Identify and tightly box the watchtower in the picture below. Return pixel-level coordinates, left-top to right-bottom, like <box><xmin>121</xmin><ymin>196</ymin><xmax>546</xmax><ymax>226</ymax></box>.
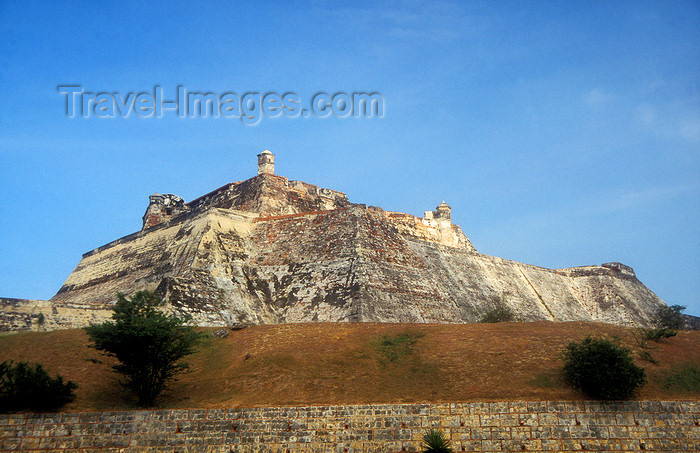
<box><xmin>257</xmin><ymin>150</ymin><xmax>275</xmax><ymax>175</ymax></box>
<box><xmin>142</xmin><ymin>193</ymin><xmax>187</xmax><ymax>230</ymax></box>
<box><xmin>434</xmin><ymin>201</ymin><xmax>451</xmax><ymax>220</ymax></box>
<box><xmin>424</xmin><ymin>201</ymin><xmax>452</xmax><ymax>230</ymax></box>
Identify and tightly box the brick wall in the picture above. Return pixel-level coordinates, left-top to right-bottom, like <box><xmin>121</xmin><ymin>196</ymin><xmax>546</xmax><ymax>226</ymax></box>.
<box><xmin>1</xmin><ymin>401</ymin><xmax>698</xmax><ymax>452</ymax></box>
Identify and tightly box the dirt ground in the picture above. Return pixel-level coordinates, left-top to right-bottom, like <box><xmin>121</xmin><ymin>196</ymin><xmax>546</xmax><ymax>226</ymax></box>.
<box><xmin>0</xmin><ymin>321</ymin><xmax>698</xmax><ymax>411</ymax></box>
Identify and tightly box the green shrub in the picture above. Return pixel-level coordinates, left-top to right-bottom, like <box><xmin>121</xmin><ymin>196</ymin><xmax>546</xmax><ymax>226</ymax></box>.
<box><xmin>479</xmin><ymin>306</ymin><xmax>515</xmax><ymax>323</ymax></box>
<box><xmin>0</xmin><ymin>361</ymin><xmax>77</xmax><ymax>412</ymax></box>
<box><xmin>562</xmin><ymin>336</ymin><xmax>646</xmax><ymax>400</ymax></box>
<box><xmin>422</xmin><ymin>429</ymin><xmax>453</xmax><ymax>452</ymax></box>
<box><xmin>644</xmin><ymin>327</ymin><xmax>677</xmax><ymax>342</ymax></box>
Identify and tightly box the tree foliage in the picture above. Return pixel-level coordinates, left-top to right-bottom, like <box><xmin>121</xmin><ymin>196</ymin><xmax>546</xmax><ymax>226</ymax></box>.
<box><xmin>562</xmin><ymin>336</ymin><xmax>646</xmax><ymax>400</ymax></box>
<box><xmin>85</xmin><ymin>291</ymin><xmax>206</xmax><ymax>407</ymax></box>
<box><xmin>0</xmin><ymin>361</ymin><xmax>77</xmax><ymax>412</ymax></box>
<box><xmin>638</xmin><ymin>305</ymin><xmax>687</xmax><ymax>344</ymax></box>
<box><xmin>653</xmin><ymin>305</ymin><xmax>686</xmax><ymax>331</ymax></box>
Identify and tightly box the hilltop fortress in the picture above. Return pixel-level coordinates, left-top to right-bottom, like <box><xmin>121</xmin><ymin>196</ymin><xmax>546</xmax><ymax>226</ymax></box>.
<box><xmin>1</xmin><ymin>151</ymin><xmax>667</xmax><ymax>331</ymax></box>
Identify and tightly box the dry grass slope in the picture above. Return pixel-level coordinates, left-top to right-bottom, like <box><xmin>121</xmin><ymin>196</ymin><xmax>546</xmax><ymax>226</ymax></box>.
<box><xmin>1</xmin><ymin>322</ymin><xmax>698</xmax><ymax>412</ymax></box>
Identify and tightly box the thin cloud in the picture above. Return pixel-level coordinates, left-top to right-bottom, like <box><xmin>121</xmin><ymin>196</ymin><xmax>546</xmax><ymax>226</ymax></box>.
<box><xmin>634</xmin><ymin>103</ymin><xmax>657</xmax><ymax>127</ymax></box>
<box><xmin>492</xmin><ymin>182</ymin><xmax>700</xmax><ymax>234</ymax></box>
<box><xmin>327</xmin><ymin>0</ymin><xmax>469</xmax><ymax>44</ymax></box>
<box><xmin>584</xmin><ymin>88</ymin><xmax>614</xmax><ymax>106</ymax></box>
<box><xmin>597</xmin><ymin>183</ymin><xmax>700</xmax><ymax>213</ymax></box>
<box><xmin>634</xmin><ymin>100</ymin><xmax>700</xmax><ymax>142</ymax></box>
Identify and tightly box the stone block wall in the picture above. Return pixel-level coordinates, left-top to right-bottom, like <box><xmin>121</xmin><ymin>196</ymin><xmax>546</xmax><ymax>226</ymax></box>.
<box><xmin>1</xmin><ymin>401</ymin><xmax>698</xmax><ymax>452</ymax></box>
<box><xmin>0</xmin><ymin>298</ymin><xmax>112</xmax><ymax>332</ymax></box>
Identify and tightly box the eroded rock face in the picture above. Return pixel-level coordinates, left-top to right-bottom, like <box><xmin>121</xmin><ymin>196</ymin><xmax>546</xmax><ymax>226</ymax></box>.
<box><xmin>1</xmin><ymin>159</ymin><xmax>668</xmax><ymax>331</ymax></box>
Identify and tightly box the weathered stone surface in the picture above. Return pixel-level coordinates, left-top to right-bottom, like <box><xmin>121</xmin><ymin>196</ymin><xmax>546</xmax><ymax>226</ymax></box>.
<box><xmin>211</xmin><ymin>329</ymin><xmax>229</xmax><ymax>338</ymax></box>
<box><xmin>0</xmin><ymin>297</ymin><xmax>111</xmax><ymax>332</ymax></box>
<box><xmin>0</xmin><ymin>153</ymin><xmax>669</xmax><ymax>331</ymax></box>
<box><xmin>142</xmin><ymin>193</ymin><xmax>187</xmax><ymax>230</ymax></box>
<box><xmin>1</xmin><ymin>401</ymin><xmax>697</xmax><ymax>452</ymax></box>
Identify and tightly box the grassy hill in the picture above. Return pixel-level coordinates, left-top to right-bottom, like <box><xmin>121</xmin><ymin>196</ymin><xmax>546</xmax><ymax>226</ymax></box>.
<box><xmin>1</xmin><ymin>322</ymin><xmax>698</xmax><ymax>411</ymax></box>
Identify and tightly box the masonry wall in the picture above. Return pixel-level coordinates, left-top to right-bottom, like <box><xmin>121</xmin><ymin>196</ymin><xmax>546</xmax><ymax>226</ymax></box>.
<box><xmin>1</xmin><ymin>401</ymin><xmax>698</xmax><ymax>452</ymax></box>
<box><xmin>0</xmin><ymin>298</ymin><xmax>112</xmax><ymax>332</ymax></box>
<box><xmin>34</xmin><ymin>202</ymin><xmax>666</xmax><ymax>332</ymax></box>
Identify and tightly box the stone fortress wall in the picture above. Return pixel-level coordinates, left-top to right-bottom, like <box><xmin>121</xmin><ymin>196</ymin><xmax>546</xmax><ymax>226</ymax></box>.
<box><xmin>0</xmin><ymin>151</ymin><xmax>670</xmax><ymax>331</ymax></box>
<box><xmin>1</xmin><ymin>401</ymin><xmax>698</xmax><ymax>452</ymax></box>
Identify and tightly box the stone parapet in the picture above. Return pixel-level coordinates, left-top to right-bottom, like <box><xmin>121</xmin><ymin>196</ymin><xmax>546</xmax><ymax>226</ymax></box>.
<box><xmin>1</xmin><ymin>401</ymin><xmax>698</xmax><ymax>452</ymax></box>
<box><xmin>0</xmin><ymin>298</ymin><xmax>112</xmax><ymax>332</ymax></box>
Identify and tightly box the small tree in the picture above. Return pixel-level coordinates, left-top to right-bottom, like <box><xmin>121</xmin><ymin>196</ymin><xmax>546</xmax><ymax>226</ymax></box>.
<box><xmin>562</xmin><ymin>336</ymin><xmax>646</xmax><ymax>400</ymax></box>
<box><xmin>653</xmin><ymin>305</ymin><xmax>686</xmax><ymax>330</ymax></box>
<box><xmin>85</xmin><ymin>291</ymin><xmax>206</xmax><ymax>407</ymax></box>
<box><xmin>638</xmin><ymin>305</ymin><xmax>687</xmax><ymax>343</ymax></box>
<box><xmin>0</xmin><ymin>361</ymin><xmax>77</xmax><ymax>412</ymax></box>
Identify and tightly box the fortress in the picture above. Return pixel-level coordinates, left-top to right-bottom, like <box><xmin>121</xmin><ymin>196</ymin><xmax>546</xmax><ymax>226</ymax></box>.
<box><xmin>1</xmin><ymin>151</ymin><xmax>667</xmax><ymax>331</ymax></box>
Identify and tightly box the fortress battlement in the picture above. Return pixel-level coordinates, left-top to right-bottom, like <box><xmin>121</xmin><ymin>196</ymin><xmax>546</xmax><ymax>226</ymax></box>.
<box><xmin>141</xmin><ymin>152</ymin><xmax>350</xmax><ymax>232</ymax></box>
<box><xmin>1</xmin><ymin>151</ymin><xmax>667</xmax><ymax>331</ymax></box>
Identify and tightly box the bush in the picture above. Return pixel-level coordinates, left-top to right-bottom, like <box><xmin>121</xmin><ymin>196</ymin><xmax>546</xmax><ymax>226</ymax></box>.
<box><xmin>422</xmin><ymin>429</ymin><xmax>453</xmax><ymax>453</ymax></box>
<box><xmin>562</xmin><ymin>336</ymin><xmax>646</xmax><ymax>400</ymax></box>
<box><xmin>644</xmin><ymin>327</ymin><xmax>677</xmax><ymax>342</ymax></box>
<box><xmin>0</xmin><ymin>361</ymin><xmax>77</xmax><ymax>412</ymax></box>
<box><xmin>479</xmin><ymin>306</ymin><xmax>515</xmax><ymax>323</ymax></box>
<box><xmin>85</xmin><ymin>291</ymin><xmax>206</xmax><ymax>407</ymax></box>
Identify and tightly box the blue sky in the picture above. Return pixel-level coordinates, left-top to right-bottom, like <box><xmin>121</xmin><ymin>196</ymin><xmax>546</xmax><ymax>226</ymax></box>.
<box><xmin>1</xmin><ymin>1</ymin><xmax>698</xmax><ymax>315</ymax></box>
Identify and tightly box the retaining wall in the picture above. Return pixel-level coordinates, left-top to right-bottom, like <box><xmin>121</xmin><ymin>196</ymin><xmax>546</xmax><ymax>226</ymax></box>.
<box><xmin>1</xmin><ymin>401</ymin><xmax>698</xmax><ymax>452</ymax></box>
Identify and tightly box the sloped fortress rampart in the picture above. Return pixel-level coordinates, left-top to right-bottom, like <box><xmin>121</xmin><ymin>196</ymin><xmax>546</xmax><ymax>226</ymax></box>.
<box><xmin>1</xmin><ymin>151</ymin><xmax>666</xmax><ymax>330</ymax></box>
